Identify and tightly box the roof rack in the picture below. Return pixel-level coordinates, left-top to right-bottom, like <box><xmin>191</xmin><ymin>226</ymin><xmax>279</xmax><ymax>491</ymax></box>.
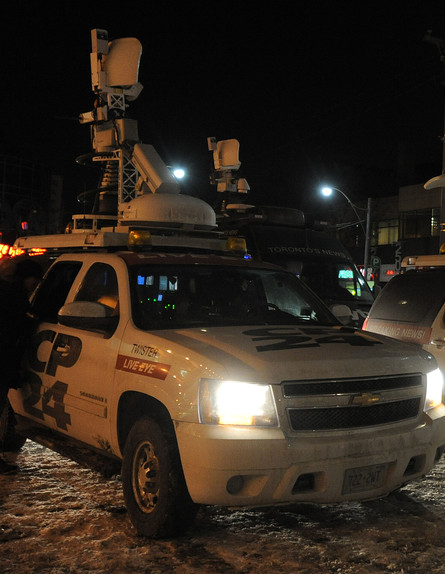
<box><xmin>14</xmin><ymin>222</ymin><xmax>247</xmax><ymax>256</ymax></box>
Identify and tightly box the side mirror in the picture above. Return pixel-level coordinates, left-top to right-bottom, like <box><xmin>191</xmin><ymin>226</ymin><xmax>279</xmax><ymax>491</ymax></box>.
<box><xmin>330</xmin><ymin>304</ymin><xmax>353</xmax><ymax>325</ymax></box>
<box><xmin>58</xmin><ymin>301</ymin><xmax>118</xmax><ymax>333</ymax></box>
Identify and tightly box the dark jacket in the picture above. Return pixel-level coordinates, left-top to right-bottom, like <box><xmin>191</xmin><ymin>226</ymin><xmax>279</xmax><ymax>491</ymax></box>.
<box><xmin>0</xmin><ymin>277</ymin><xmax>32</xmax><ymax>389</ymax></box>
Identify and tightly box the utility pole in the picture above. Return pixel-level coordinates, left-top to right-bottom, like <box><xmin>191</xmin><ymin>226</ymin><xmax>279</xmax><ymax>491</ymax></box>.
<box><xmin>423</xmin><ymin>31</ymin><xmax>445</xmax><ymax>248</ymax></box>
<box><xmin>321</xmin><ymin>187</ymin><xmax>371</xmax><ymax>279</ymax></box>
<box><xmin>363</xmin><ymin>197</ymin><xmax>371</xmax><ymax>280</ymax></box>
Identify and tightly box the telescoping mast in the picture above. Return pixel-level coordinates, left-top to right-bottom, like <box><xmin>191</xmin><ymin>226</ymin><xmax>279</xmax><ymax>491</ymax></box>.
<box><xmin>15</xmin><ymin>29</ymin><xmax>246</xmax><ymax>256</ymax></box>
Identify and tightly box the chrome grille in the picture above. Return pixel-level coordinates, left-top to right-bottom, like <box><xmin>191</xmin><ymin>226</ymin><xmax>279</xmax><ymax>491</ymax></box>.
<box><xmin>283</xmin><ymin>374</ymin><xmax>423</xmax><ymax>432</ymax></box>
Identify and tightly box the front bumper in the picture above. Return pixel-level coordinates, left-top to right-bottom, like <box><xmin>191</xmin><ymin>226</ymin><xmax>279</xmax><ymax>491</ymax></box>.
<box><xmin>176</xmin><ymin>406</ymin><xmax>445</xmax><ymax>506</ymax></box>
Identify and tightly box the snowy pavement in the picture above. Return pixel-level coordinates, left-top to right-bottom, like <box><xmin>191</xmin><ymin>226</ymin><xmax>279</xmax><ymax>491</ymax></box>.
<box><xmin>2</xmin><ymin>441</ymin><xmax>445</xmax><ymax>573</ymax></box>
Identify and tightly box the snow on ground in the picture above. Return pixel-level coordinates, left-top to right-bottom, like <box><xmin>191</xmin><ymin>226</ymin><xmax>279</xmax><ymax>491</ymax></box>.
<box><xmin>2</xmin><ymin>441</ymin><xmax>445</xmax><ymax>573</ymax></box>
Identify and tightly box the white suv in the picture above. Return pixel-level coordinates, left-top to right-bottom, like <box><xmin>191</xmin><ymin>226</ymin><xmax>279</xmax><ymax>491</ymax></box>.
<box><xmin>6</xmin><ymin>250</ymin><xmax>445</xmax><ymax>538</ymax></box>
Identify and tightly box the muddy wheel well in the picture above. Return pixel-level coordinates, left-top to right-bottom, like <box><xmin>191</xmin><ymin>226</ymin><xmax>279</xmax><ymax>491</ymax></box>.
<box><xmin>117</xmin><ymin>392</ymin><xmax>174</xmax><ymax>453</ymax></box>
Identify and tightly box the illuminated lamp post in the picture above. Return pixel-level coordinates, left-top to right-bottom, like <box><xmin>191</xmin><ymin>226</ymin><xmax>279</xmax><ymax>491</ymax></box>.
<box><xmin>167</xmin><ymin>165</ymin><xmax>186</xmax><ymax>181</ymax></box>
<box><xmin>172</xmin><ymin>168</ymin><xmax>185</xmax><ymax>180</ymax></box>
<box><xmin>321</xmin><ymin>186</ymin><xmax>372</xmax><ymax>281</ymax></box>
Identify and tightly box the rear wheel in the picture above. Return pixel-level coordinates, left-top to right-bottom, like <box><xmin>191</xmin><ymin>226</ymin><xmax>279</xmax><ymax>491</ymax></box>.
<box><xmin>122</xmin><ymin>417</ymin><xmax>198</xmax><ymax>538</ymax></box>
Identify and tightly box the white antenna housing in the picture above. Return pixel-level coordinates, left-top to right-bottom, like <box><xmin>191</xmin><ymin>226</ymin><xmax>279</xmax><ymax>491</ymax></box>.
<box><xmin>132</xmin><ymin>144</ymin><xmax>181</xmax><ymax>194</ymax></box>
<box><xmin>208</xmin><ymin>137</ymin><xmax>249</xmax><ymax>194</ymax></box>
<box><xmin>120</xmin><ymin>194</ymin><xmax>216</xmax><ymax>229</ymax></box>
<box><xmin>104</xmin><ymin>37</ymin><xmax>142</xmax><ymax>88</ymax></box>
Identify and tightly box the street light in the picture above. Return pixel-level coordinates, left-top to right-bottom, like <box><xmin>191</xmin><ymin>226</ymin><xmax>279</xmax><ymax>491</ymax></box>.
<box><xmin>167</xmin><ymin>165</ymin><xmax>186</xmax><ymax>181</ymax></box>
<box><xmin>173</xmin><ymin>168</ymin><xmax>185</xmax><ymax>179</ymax></box>
<box><xmin>321</xmin><ymin>187</ymin><xmax>372</xmax><ymax>281</ymax></box>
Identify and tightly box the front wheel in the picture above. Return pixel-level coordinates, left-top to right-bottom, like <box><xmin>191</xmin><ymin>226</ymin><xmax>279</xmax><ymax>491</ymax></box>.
<box><xmin>122</xmin><ymin>417</ymin><xmax>198</xmax><ymax>538</ymax></box>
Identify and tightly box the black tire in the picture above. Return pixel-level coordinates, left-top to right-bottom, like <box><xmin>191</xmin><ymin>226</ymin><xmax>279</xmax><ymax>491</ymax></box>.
<box><xmin>121</xmin><ymin>417</ymin><xmax>198</xmax><ymax>538</ymax></box>
<box><xmin>2</xmin><ymin>401</ymin><xmax>27</xmax><ymax>452</ymax></box>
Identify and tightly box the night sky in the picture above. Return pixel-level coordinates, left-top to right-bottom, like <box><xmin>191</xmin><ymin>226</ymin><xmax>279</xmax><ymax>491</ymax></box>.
<box><xmin>2</xmin><ymin>1</ymin><xmax>445</xmax><ymax>217</ymax></box>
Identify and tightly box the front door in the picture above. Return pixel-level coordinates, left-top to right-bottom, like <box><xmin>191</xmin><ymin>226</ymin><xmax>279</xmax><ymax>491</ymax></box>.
<box><xmin>17</xmin><ymin>260</ymin><xmax>122</xmax><ymax>455</ymax></box>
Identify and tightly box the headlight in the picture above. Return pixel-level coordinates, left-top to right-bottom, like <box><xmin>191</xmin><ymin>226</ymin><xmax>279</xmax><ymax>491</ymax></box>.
<box><xmin>198</xmin><ymin>379</ymin><xmax>278</xmax><ymax>427</ymax></box>
<box><xmin>425</xmin><ymin>368</ymin><xmax>443</xmax><ymax>411</ymax></box>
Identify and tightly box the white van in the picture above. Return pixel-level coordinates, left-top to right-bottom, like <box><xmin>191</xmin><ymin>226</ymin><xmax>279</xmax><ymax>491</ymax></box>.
<box><xmin>364</xmin><ymin>268</ymin><xmax>445</xmax><ymax>377</ymax></box>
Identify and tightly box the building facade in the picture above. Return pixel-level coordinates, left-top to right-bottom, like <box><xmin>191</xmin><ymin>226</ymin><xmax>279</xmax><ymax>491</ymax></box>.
<box><xmin>0</xmin><ymin>155</ymin><xmax>63</xmax><ymax>248</ymax></box>
<box><xmin>335</xmin><ymin>183</ymin><xmax>442</xmax><ymax>284</ymax></box>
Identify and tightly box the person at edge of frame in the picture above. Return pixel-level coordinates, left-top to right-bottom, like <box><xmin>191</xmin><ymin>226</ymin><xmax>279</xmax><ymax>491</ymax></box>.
<box><xmin>0</xmin><ymin>256</ymin><xmax>43</xmax><ymax>475</ymax></box>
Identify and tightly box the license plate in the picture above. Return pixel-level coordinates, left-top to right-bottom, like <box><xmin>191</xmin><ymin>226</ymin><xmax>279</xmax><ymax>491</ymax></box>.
<box><xmin>342</xmin><ymin>463</ymin><xmax>389</xmax><ymax>494</ymax></box>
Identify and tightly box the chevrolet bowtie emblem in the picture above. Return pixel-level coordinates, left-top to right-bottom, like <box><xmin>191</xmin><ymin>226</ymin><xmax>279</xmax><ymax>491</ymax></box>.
<box><xmin>351</xmin><ymin>392</ymin><xmax>381</xmax><ymax>407</ymax></box>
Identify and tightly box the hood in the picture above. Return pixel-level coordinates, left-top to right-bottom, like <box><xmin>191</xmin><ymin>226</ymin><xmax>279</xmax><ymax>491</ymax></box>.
<box><xmin>153</xmin><ymin>324</ymin><xmax>436</xmax><ymax>382</ymax></box>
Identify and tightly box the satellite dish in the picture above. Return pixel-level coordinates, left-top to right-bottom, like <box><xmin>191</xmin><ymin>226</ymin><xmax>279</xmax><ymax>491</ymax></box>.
<box><xmin>424</xmin><ymin>174</ymin><xmax>445</xmax><ymax>190</ymax></box>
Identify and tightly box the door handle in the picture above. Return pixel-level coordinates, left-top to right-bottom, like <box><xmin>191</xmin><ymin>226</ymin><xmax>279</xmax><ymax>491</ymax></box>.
<box><xmin>56</xmin><ymin>344</ymin><xmax>70</xmax><ymax>356</ymax></box>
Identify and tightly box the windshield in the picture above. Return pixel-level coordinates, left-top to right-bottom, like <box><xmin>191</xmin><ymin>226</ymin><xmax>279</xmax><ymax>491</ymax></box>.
<box><xmin>245</xmin><ymin>225</ymin><xmax>374</xmax><ymax>305</ymax></box>
<box><xmin>130</xmin><ymin>264</ymin><xmax>337</xmax><ymax>330</ymax></box>
<box><xmin>281</xmin><ymin>259</ymin><xmax>374</xmax><ymax>305</ymax></box>
<box><xmin>369</xmin><ymin>270</ymin><xmax>445</xmax><ymax>325</ymax></box>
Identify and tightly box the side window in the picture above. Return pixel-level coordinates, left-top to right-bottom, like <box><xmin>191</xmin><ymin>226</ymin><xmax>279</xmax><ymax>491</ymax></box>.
<box><xmin>32</xmin><ymin>261</ymin><xmax>83</xmax><ymax>323</ymax></box>
<box><xmin>75</xmin><ymin>262</ymin><xmax>119</xmax><ymax>317</ymax></box>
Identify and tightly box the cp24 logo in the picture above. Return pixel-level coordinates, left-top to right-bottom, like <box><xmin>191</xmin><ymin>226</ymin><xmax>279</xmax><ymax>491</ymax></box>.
<box><xmin>23</xmin><ymin>329</ymin><xmax>82</xmax><ymax>429</ymax></box>
<box><xmin>243</xmin><ymin>326</ymin><xmax>382</xmax><ymax>352</ymax></box>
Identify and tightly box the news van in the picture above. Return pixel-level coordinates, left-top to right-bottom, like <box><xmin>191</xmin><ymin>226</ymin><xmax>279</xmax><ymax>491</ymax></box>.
<box><xmin>207</xmin><ymin>139</ymin><xmax>374</xmax><ymax>328</ymax></box>
<box><xmin>216</xmin><ymin>204</ymin><xmax>374</xmax><ymax>327</ymax></box>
